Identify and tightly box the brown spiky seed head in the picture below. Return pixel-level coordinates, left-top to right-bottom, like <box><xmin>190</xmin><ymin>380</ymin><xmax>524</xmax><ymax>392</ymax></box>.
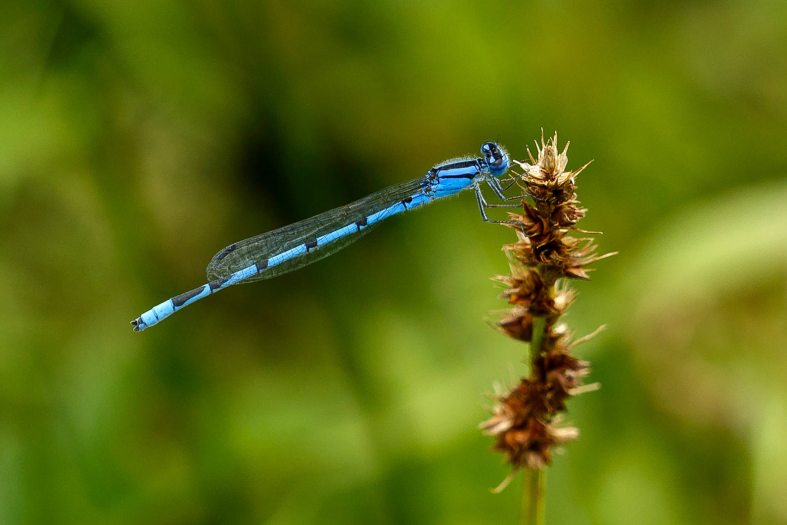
<box><xmin>485</xmin><ymin>132</ymin><xmax>611</xmax><ymax>475</ymax></box>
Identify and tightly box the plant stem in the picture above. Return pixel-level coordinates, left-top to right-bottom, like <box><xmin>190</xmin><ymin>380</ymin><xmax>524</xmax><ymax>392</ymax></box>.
<box><xmin>530</xmin><ymin>315</ymin><xmax>547</xmax><ymax>362</ymax></box>
<box><xmin>522</xmin><ymin>314</ymin><xmax>547</xmax><ymax>524</ymax></box>
<box><xmin>522</xmin><ymin>467</ymin><xmax>545</xmax><ymax>525</ymax></box>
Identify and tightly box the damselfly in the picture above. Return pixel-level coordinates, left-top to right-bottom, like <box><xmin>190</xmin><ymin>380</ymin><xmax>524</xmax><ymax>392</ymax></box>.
<box><xmin>132</xmin><ymin>142</ymin><xmax>517</xmax><ymax>331</ymax></box>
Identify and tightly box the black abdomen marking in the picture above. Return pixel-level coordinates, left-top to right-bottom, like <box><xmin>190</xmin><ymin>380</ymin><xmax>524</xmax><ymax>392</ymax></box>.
<box><xmin>172</xmin><ymin>286</ymin><xmax>206</xmax><ymax>308</ymax></box>
<box><xmin>209</xmin><ymin>278</ymin><xmax>229</xmax><ymax>291</ymax></box>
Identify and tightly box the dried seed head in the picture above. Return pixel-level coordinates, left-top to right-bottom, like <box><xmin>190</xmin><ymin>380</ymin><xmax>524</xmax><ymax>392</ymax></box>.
<box><xmin>497</xmin><ymin>306</ymin><xmax>534</xmax><ymax>342</ymax></box>
<box><xmin>483</xmin><ymin>133</ymin><xmax>612</xmax><ymax>478</ymax></box>
<box><xmin>482</xmin><ymin>378</ymin><xmax>581</xmax><ymax>470</ymax></box>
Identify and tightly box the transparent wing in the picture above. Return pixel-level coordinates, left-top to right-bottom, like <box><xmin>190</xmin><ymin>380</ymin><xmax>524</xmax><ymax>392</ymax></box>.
<box><xmin>206</xmin><ymin>177</ymin><xmax>426</xmax><ymax>283</ymax></box>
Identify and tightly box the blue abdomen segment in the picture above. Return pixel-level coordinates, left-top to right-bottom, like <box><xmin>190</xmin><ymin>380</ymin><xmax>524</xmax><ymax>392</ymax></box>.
<box><xmin>407</xmin><ymin>193</ymin><xmax>432</xmax><ymax>209</ymax></box>
<box><xmin>132</xmin><ymin>282</ymin><xmax>214</xmax><ymax>331</ymax></box>
<box><xmin>267</xmin><ymin>244</ymin><xmax>308</xmax><ymax>268</ymax></box>
<box><xmin>317</xmin><ymin>223</ymin><xmax>358</xmax><ymax>246</ymax></box>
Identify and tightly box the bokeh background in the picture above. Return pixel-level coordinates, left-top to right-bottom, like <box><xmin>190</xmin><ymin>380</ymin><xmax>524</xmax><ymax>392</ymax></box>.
<box><xmin>1</xmin><ymin>1</ymin><xmax>785</xmax><ymax>524</ymax></box>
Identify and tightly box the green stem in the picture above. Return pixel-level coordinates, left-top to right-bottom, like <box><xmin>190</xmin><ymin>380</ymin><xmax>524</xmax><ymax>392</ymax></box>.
<box><xmin>530</xmin><ymin>316</ymin><xmax>547</xmax><ymax>361</ymax></box>
<box><xmin>522</xmin><ymin>314</ymin><xmax>547</xmax><ymax>525</ymax></box>
<box><xmin>522</xmin><ymin>468</ymin><xmax>545</xmax><ymax>525</ymax></box>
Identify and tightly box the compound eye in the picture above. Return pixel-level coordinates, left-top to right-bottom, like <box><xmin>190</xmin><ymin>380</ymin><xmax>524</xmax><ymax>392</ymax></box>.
<box><xmin>481</xmin><ymin>142</ymin><xmax>498</xmax><ymax>161</ymax></box>
<box><xmin>481</xmin><ymin>141</ymin><xmax>509</xmax><ymax>176</ymax></box>
<box><xmin>481</xmin><ymin>141</ymin><xmax>501</xmax><ymax>165</ymax></box>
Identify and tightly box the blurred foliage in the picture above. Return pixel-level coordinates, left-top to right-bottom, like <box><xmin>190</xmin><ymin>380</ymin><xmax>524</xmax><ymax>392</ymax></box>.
<box><xmin>0</xmin><ymin>1</ymin><xmax>785</xmax><ymax>524</ymax></box>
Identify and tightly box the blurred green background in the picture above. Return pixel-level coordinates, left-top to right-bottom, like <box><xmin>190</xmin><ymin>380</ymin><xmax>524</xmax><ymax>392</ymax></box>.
<box><xmin>1</xmin><ymin>1</ymin><xmax>785</xmax><ymax>524</ymax></box>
